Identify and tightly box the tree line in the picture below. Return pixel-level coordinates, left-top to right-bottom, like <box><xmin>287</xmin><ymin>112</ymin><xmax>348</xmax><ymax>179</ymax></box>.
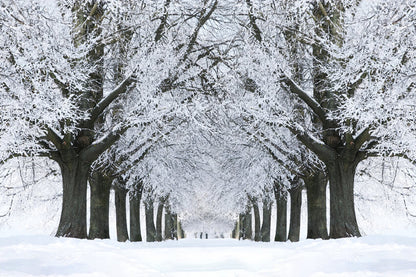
<box><xmin>0</xmin><ymin>0</ymin><xmax>415</xmax><ymax>240</ymax></box>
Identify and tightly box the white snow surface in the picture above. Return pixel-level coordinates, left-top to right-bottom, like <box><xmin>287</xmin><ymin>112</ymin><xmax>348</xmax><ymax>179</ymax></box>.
<box><xmin>1</xmin><ymin>234</ymin><xmax>416</xmax><ymax>277</ymax></box>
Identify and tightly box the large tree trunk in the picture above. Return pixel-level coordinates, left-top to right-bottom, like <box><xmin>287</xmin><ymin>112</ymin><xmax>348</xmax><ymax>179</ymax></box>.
<box><xmin>155</xmin><ymin>200</ymin><xmax>164</xmax><ymax>241</ymax></box>
<box><xmin>88</xmin><ymin>170</ymin><xmax>111</xmax><ymax>239</ymax></box>
<box><xmin>327</xmin><ymin>159</ymin><xmax>360</xmax><ymax>238</ymax></box>
<box><xmin>288</xmin><ymin>185</ymin><xmax>302</xmax><ymax>242</ymax></box>
<box><xmin>260</xmin><ymin>199</ymin><xmax>272</xmax><ymax>242</ymax></box>
<box><xmin>252</xmin><ymin>200</ymin><xmax>261</xmax><ymax>241</ymax></box>
<box><xmin>145</xmin><ymin>198</ymin><xmax>157</xmax><ymax>242</ymax></box>
<box><xmin>305</xmin><ymin>171</ymin><xmax>329</xmax><ymax>239</ymax></box>
<box><xmin>115</xmin><ymin>186</ymin><xmax>129</xmax><ymax>242</ymax></box>
<box><xmin>129</xmin><ymin>190</ymin><xmax>142</xmax><ymax>242</ymax></box>
<box><xmin>274</xmin><ymin>189</ymin><xmax>287</xmax><ymax>242</ymax></box>
<box><xmin>56</xmin><ymin>157</ymin><xmax>90</xmax><ymax>238</ymax></box>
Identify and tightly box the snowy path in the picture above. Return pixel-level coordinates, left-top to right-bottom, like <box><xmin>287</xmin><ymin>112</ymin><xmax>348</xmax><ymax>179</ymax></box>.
<box><xmin>1</xmin><ymin>235</ymin><xmax>416</xmax><ymax>277</ymax></box>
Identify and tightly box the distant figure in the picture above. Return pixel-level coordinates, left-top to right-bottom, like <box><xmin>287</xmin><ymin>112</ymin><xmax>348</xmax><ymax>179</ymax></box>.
<box><xmin>206</xmin><ymin>233</ymin><xmax>208</xmax><ymax>239</ymax></box>
<box><xmin>200</xmin><ymin>232</ymin><xmax>203</xmax><ymax>239</ymax></box>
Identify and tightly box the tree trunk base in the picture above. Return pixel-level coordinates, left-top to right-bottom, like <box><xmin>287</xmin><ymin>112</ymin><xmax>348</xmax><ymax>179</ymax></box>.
<box><xmin>56</xmin><ymin>158</ymin><xmax>89</xmax><ymax>239</ymax></box>
<box><xmin>306</xmin><ymin>171</ymin><xmax>329</xmax><ymax>240</ymax></box>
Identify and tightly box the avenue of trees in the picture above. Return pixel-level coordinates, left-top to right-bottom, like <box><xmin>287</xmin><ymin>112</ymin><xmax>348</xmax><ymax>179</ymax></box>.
<box><xmin>0</xmin><ymin>0</ymin><xmax>415</xmax><ymax>241</ymax></box>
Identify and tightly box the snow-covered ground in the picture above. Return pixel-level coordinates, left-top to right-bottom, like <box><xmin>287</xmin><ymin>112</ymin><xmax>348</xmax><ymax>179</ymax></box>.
<box><xmin>1</xmin><ymin>235</ymin><xmax>416</xmax><ymax>277</ymax></box>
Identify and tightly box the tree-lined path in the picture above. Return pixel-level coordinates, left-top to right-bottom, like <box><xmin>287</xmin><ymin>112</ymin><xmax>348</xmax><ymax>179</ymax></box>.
<box><xmin>0</xmin><ymin>0</ymin><xmax>415</xmax><ymax>243</ymax></box>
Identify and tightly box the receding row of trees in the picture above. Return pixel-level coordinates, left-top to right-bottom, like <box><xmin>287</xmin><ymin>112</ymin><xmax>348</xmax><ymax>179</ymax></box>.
<box><xmin>225</xmin><ymin>0</ymin><xmax>415</xmax><ymax>239</ymax></box>
<box><xmin>1</xmin><ymin>0</ymin><xmax>415</xmax><ymax>241</ymax></box>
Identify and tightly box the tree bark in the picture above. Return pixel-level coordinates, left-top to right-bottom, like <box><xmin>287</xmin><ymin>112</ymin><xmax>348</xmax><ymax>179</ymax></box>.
<box><xmin>274</xmin><ymin>189</ymin><xmax>287</xmax><ymax>242</ymax></box>
<box><xmin>164</xmin><ymin>213</ymin><xmax>175</xmax><ymax>240</ymax></box>
<box><xmin>88</xmin><ymin>170</ymin><xmax>112</xmax><ymax>239</ymax></box>
<box><xmin>56</xmin><ymin>157</ymin><xmax>90</xmax><ymax>238</ymax></box>
<box><xmin>172</xmin><ymin>213</ymin><xmax>179</xmax><ymax>239</ymax></box>
<box><xmin>327</xmin><ymin>159</ymin><xmax>361</xmax><ymax>238</ymax></box>
<box><xmin>239</xmin><ymin>207</ymin><xmax>252</xmax><ymax>240</ymax></box>
<box><xmin>145</xmin><ymin>198</ymin><xmax>157</xmax><ymax>242</ymax></box>
<box><xmin>244</xmin><ymin>208</ymin><xmax>253</xmax><ymax>240</ymax></box>
<box><xmin>115</xmin><ymin>186</ymin><xmax>129</xmax><ymax>242</ymax></box>
<box><xmin>288</xmin><ymin>185</ymin><xmax>302</xmax><ymax>242</ymax></box>
<box><xmin>252</xmin><ymin>200</ymin><xmax>261</xmax><ymax>241</ymax></box>
<box><xmin>164</xmin><ymin>214</ymin><xmax>173</xmax><ymax>240</ymax></box>
<box><xmin>177</xmin><ymin>220</ymin><xmax>185</xmax><ymax>239</ymax></box>
<box><xmin>164</xmin><ymin>205</ymin><xmax>177</xmax><ymax>240</ymax></box>
<box><xmin>305</xmin><ymin>171</ymin><xmax>329</xmax><ymax>239</ymax></box>
<box><xmin>260</xmin><ymin>199</ymin><xmax>272</xmax><ymax>242</ymax></box>
<box><xmin>238</xmin><ymin>214</ymin><xmax>243</xmax><ymax>239</ymax></box>
<box><xmin>129</xmin><ymin>190</ymin><xmax>142</xmax><ymax>242</ymax></box>
<box><xmin>155</xmin><ymin>199</ymin><xmax>164</xmax><ymax>241</ymax></box>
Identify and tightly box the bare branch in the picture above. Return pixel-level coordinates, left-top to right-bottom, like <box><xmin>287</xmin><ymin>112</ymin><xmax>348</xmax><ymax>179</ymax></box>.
<box><xmin>286</xmin><ymin>124</ymin><xmax>334</xmax><ymax>162</ymax></box>
<box><xmin>154</xmin><ymin>0</ymin><xmax>171</xmax><ymax>43</ymax></box>
<box><xmin>354</xmin><ymin>127</ymin><xmax>371</xmax><ymax>150</ymax></box>
<box><xmin>280</xmin><ymin>74</ymin><xmax>328</xmax><ymax>124</ymax></box>
<box><xmin>81</xmin><ymin>125</ymin><xmax>128</xmax><ymax>162</ymax></box>
<box><xmin>45</xmin><ymin>127</ymin><xmax>63</xmax><ymax>150</ymax></box>
<box><xmin>87</xmin><ymin>74</ymin><xmax>136</xmax><ymax>127</ymax></box>
<box><xmin>245</xmin><ymin>0</ymin><xmax>262</xmax><ymax>43</ymax></box>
